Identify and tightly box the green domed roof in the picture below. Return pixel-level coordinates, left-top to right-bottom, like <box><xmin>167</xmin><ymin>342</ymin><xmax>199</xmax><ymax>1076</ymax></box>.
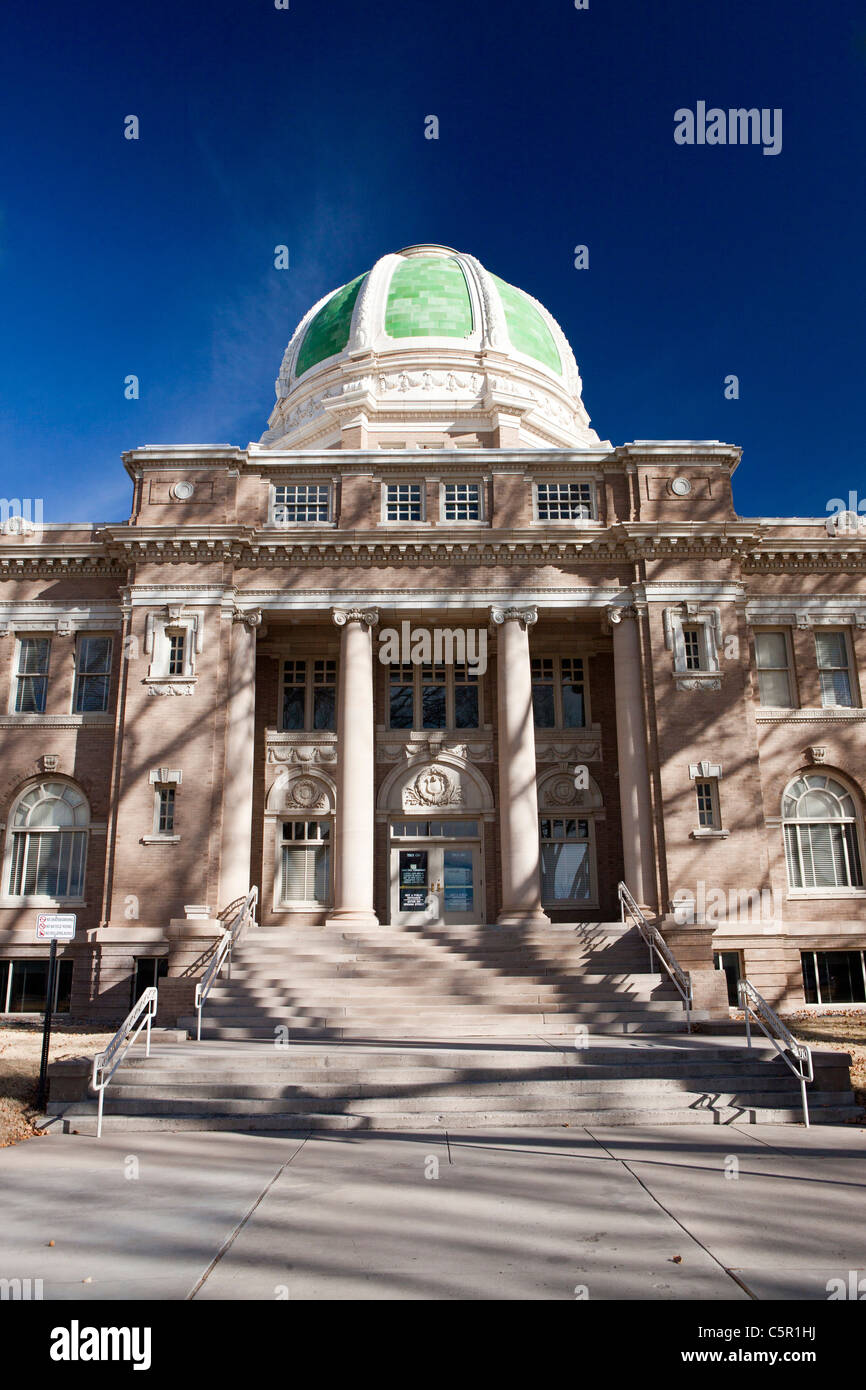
<box><xmin>285</xmin><ymin>246</ymin><xmax>573</xmax><ymax>388</ymax></box>
<box><xmin>384</xmin><ymin>255</ymin><xmax>473</xmax><ymax>339</ymax></box>
<box><xmin>296</xmin><ymin>272</ymin><xmax>366</xmax><ymax>378</ymax></box>
<box><xmin>490</xmin><ymin>274</ymin><xmax>561</xmax><ymax>375</ymax></box>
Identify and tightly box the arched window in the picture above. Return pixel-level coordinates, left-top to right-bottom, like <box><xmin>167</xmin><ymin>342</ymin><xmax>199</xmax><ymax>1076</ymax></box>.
<box><xmin>7</xmin><ymin>781</ymin><xmax>89</xmax><ymax>899</ymax></box>
<box><xmin>782</xmin><ymin>774</ymin><xmax>863</xmax><ymax>890</ymax></box>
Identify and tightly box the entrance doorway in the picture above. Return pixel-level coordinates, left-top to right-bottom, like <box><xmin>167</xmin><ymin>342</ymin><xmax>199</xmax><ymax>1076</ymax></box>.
<box><xmin>390</xmin><ymin>820</ymin><xmax>484</xmax><ymax>925</ymax></box>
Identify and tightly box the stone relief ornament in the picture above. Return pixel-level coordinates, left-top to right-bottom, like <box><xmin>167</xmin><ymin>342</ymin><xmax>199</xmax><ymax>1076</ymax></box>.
<box><xmin>675</xmin><ymin>676</ymin><xmax>722</xmax><ymax>692</ymax></box>
<box><xmin>806</xmin><ymin>746</ymin><xmax>827</xmax><ymax>765</ymax></box>
<box><xmin>403</xmin><ymin>766</ymin><xmax>464</xmax><ymax>809</ymax></box>
<box><xmin>286</xmin><ymin>777</ymin><xmax>327</xmax><ymax>810</ymax></box>
<box><xmin>267</xmin><ymin>743</ymin><xmax>337</xmax><ymax>765</ymax></box>
<box><xmin>147</xmin><ymin>681</ymin><xmax>196</xmax><ymax>696</ymax></box>
<box><xmin>545</xmin><ymin>776</ymin><xmax>579</xmax><ymax>806</ymax></box>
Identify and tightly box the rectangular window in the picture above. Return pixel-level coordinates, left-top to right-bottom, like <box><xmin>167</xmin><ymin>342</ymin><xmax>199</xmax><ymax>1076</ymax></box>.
<box><xmin>713</xmin><ymin>950</ymin><xmax>744</xmax><ymax>1007</ymax></box>
<box><xmin>157</xmin><ymin>787</ymin><xmax>175</xmax><ymax>833</ymax></box>
<box><xmin>531</xmin><ymin>656</ymin><xmax>587</xmax><ymax>728</ymax></box>
<box><xmin>387</xmin><ymin>657</ymin><xmax>480</xmax><ymax>730</ymax></box>
<box><xmin>384</xmin><ymin>483</ymin><xmax>423</xmax><ymax>522</ymax></box>
<box><xmin>167</xmin><ymin>632</ymin><xmax>186</xmax><ymax>677</ymax></box>
<box><xmin>421</xmin><ymin>663</ymin><xmax>447</xmax><ymax>730</ymax></box>
<box><xmin>453</xmin><ymin>662</ymin><xmax>479</xmax><ymax>729</ymax></box>
<box><xmin>73</xmin><ymin>636</ymin><xmax>112</xmax><ymax>713</ymax></box>
<box><xmin>388</xmin><ymin>663</ymin><xmax>415</xmax><ymax>729</ymax></box>
<box><xmin>816</xmin><ymin>630</ymin><xmax>854</xmax><ymax>708</ymax></box>
<box><xmin>531</xmin><ymin>658</ymin><xmax>556</xmax><ymax>728</ymax></box>
<box><xmin>560</xmin><ymin>657</ymin><xmax>585</xmax><ymax>728</ymax></box>
<box><xmin>535</xmin><ymin>482</ymin><xmax>594</xmax><ymax>521</ymax></box>
<box><xmin>14</xmin><ymin>637</ymin><xmax>50</xmax><ymax>713</ymax></box>
<box><xmin>754</xmin><ymin>630</ymin><xmax>794</xmax><ymax>707</ymax></box>
<box><xmin>312</xmin><ymin>659</ymin><xmax>336</xmax><ymax>730</ymax></box>
<box><xmin>682</xmin><ymin>627</ymin><xmax>703</xmax><ymax>671</ymax></box>
<box><xmin>281</xmin><ymin>660</ymin><xmax>306</xmax><ymax>730</ymax></box>
<box><xmin>784</xmin><ymin>821</ymin><xmax>863</xmax><ymax>889</ymax></box>
<box><xmin>801</xmin><ymin>950</ymin><xmax>866</xmax><ymax>1005</ymax></box>
<box><xmin>131</xmin><ymin>956</ymin><xmax>168</xmax><ymax>1006</ymax></box>
<box><xmin>10</xmin><ymin>829</ymin><xmax>87</xmax><ymax>898</ymax></box>
<box><xmin>272</xmin><ymin>484</ymin><xmax>331</xmax><ymax>525</ymax></box>
<box><xmin>390</xmin><ymin>821</ymin><xmax>480</xmax><ymax>838</ymax></box>
<box><xmin>442</xmin><ymin>482</ymin><xmax>481</xmax><ymax>522</ymax></box>
<box><xmin>280</xmin><ymin>821</ymin><xmax>330</xmax><ymax>905</ymax></box>
<box><xmin>539</xmin><ymin>817</ymin><xmax>592</xmax><ymax>904</ymax></box>
<box><xmin>1</xmin><ymin>957</ymin><xmax>73</xmax><ymax>1014</ymax></box>
<box><xmin>695</xmin><ymin>780</ymin><xmax>719</xmax><ymax>829</ymax></box>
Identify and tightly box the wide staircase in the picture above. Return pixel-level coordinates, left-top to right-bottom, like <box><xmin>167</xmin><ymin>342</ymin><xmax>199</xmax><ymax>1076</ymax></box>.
<box><xmin>45</xmin><ymin>919</ymin><xmax>860</xmax><ymax>1132</ymax></box>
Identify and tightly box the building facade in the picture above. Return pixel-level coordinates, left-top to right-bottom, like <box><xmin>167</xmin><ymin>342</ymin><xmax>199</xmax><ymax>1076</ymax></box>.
<box><xmin>2</xmin><ymin>244</ymin><xmax>865</xmax><ymax>1022</ymax></box>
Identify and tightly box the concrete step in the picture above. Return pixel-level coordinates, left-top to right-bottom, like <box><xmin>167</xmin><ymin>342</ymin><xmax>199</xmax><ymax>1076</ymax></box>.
<box><xmin>99</xmin><ymin>1073</ymin><xmax>813</xmax><ymax>1101</ymax></box>
<box><xmin>48</xmin><ymin>1086</ymin><xmax>827</xmax><ymax>1117</ymax></box>
<box><xmin>204</xmin><ymin>980</ymin><xmax>679</xmax><ymax>998</ymax></box>
<box><xmin>43</xmin><ymin>1096</ymin><xmax>856</xmax><ymax>1135</ymax></box>
<box><xmin>187</xmin><ymin>1019</ymin><xmax>698</xmax><ymax>1039</ymax></box>
<box><xmin>107</xmin><ymin>1042</ymin><xmax>762</xmax><ymax>1071</ymax></box>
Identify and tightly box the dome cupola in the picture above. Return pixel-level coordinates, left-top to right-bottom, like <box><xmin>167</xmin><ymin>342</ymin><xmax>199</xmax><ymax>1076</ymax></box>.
<box><xmin>260</xmin><ymin>245</ymin><xmax>605</xmax><ymax>450</ymax></box>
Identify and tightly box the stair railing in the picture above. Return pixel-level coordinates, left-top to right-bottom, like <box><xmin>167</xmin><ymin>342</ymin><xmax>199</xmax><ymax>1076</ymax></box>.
<box><xmin>91</xmin><ymin>986</ymin><xmax>158</xmax><ymax>1139</ymax></box>
<box><xmin>194</xmin><ymin>886</ymin><xmax>259</xmax><ymax>1041</ymax></box>
<box><xmin>617</xmin><ymin>880</ymin><xmax>693</xmax><ymax>1032</ymax></box>
<box><xmin>737</xmin><ymin>977</ymin><xmax>813</xmax><ymax>1126</ymax></box>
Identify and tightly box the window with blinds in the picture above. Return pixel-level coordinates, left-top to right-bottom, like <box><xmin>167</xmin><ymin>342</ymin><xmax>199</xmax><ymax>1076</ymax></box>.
<box><xmin>782</xmin><ymin>774</ymin><xmax>863</xmax><ymax>890</ymax></box>
<box><xmin>815</xmin><ymin>630</ymin><xmax>855</xmax><ymax>708</ymax></box>
<box><xmin>539</xmin><ymin>817</ymin><xmax>592</xmax><ymax>903</ymax></box>
<box><xmin>754</xmin><ymin>630</ymin><xmax>794</xmax><ymax>707</ymax></box>
<box><xmin>280</xmin><ymin>821</ymin><xmax>331</xmax><ymax>904</ymax></box>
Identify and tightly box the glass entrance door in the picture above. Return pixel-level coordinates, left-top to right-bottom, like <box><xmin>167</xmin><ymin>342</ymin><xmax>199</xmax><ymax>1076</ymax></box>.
<box><xmin>391</xmin><ymin>821</ymin><xmax>483</xmax><ymax>925</ymax></box>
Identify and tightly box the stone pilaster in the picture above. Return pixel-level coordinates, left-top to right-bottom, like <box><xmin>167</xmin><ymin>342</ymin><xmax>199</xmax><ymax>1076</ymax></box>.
<box><xmin>490</xmin><ymin>606</ymin><xmax>550</xmax><ymax>927</ymax></box>
<box><xmin>608</xmin><ymin>603</ymin><xmax>656</xmax><ymax>909</ymax></box>
<box><xmin>219</xmin><ymin>608</ymin><xmax>261</xmax><ymax>909</ymax></box>
<box><xmin>326</xmin><ymin>607</ymin><xmax>379</xmax><ymax>926</ymax></box>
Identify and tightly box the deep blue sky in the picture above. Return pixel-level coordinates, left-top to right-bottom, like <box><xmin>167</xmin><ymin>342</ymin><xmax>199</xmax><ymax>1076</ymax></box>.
<box><xmin>1</xmin><ymin>0</ymin><xmax>863</xmax><ymax>522</ymax></box>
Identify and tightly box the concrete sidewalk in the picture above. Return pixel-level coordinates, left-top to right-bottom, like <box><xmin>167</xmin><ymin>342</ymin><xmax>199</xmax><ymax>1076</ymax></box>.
<box><xmin>1</xmin><ymin>1123</ymin><xmax>864</xmax><ymax>1300</ymax></box>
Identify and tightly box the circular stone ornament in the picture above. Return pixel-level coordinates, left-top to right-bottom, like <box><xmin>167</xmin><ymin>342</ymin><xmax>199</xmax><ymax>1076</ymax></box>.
<box><xmin>171</xmin><ymin>481</ymin><xmax>196</xmax><ymax>501</ymax></box>
<box><xmin>670</xmin><ymin>476</ymin><xmax>692</xmax><ymax>497</ymax></box>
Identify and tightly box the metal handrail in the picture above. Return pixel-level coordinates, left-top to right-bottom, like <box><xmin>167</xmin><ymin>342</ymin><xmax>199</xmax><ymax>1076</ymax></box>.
<box><xmin>737</xmin><ymin>977</ymin><xmax>814</xmax><ymax>1126</ymax></box>
<box><xmin>617</xmin><ymin>880</ymin><xmax>693</xmax><ymax>1032</ymax></box>
<box><xmin>194</xmin><ymin>886</ymin><xmax>258</xmax><ymax>1041</ymax></box>
<box><xmin>91</xmin><ymin>986</ymin><xmax>158</xmax><ymax>1139</ymax></box>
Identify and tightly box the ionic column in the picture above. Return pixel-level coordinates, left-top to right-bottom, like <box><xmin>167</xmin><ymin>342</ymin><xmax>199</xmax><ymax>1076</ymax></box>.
<box><xmin>220</xmin><ymin>608</ymin><xmax>261</xmax><ymax>908</ymax></box>
<box><xmin>326</xmin><ymin>607</ymin><xmax>379</xmax><ymax>927</ymax></box>
<box><xmin>490</xmin><ymin>606</ymin><xmax>551</xmax><ymax>928</ymax></box>
<box><xmin>608</xmin><ymin>603</ymin><xmax>655</xmax><ymax>908</ymax></box>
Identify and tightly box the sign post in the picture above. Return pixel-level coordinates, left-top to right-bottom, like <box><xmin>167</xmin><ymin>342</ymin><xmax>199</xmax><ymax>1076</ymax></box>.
<box><xmin>35</xmin><ymin>914</ymin><xmax>76</xmax><ymax>1111</ymax></box>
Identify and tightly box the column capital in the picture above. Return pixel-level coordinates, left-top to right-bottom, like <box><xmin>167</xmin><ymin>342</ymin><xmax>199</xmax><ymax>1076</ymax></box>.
<box><xmin>606</xmin><ymin>602</ymin><xmax>638</xmax><ymax>626</ymax></box>
<box><xmin>332</xmin><ymin>607</ymin><xmax>379</xmax><ymax>628</ymax></box>
<box><xmin>490</xmin><ymin>605</ymin><xmax>538</xmax><ymax>629</ymax></box>
<box><xmin>232</xmin><ymin>607</ymin><xmax>262</xmax><ymax>629</ymax></box>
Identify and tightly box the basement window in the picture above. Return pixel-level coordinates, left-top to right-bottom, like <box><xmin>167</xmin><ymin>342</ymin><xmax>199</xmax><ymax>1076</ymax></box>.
<box><xmin>0</xmin><ymin>957</ymin><xmax>73</xmax><ymax>1013</ymax></box>
<box><xmin>801</xmin><ymin>950</ymin><xmax>866</xmax><ymax>1004</ymax></box>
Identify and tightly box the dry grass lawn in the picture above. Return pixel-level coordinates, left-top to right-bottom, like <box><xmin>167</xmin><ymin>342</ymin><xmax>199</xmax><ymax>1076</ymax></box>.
<box><xmin>0</xmin><ymin>1022</ymin><xmax>114</xmax><ymax>1147</ymax></box>
<box><xmin>784</xmin><ymin>1010</ymin><xmax>866</xmax><ymax>1111</ymax></box>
